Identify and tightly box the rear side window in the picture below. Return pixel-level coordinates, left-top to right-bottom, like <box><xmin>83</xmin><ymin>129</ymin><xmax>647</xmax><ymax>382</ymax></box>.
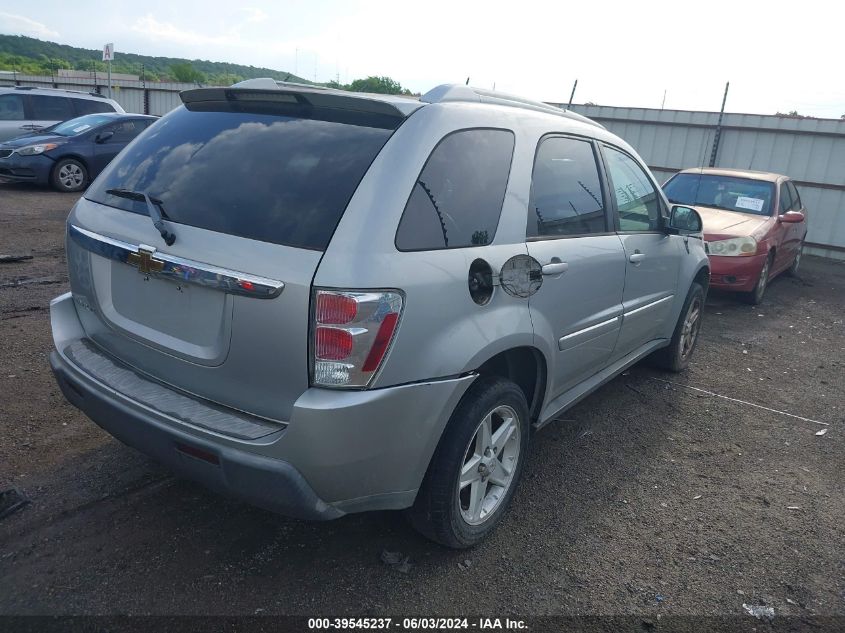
<box><xmin>73</xmin><ymin>98</ymin><xmax>115</xmax><ymax>115</ymax></box>
<box><xmin>85</xmin><ymin>104</ymin><xmax>395</xmax><ymax>251</ymax></box>
<box><xmin>30</xmin><ymin>95</ymin><xmax>74</xmax><ymax>121</ymax></box>
<box><xmin>528</xmin><ymin>136</ymin><xmax>606</xmax><ymax>238</ymax></box>
<box><xmin>395</xmin><ymin>129</ymin><xmax>515</xmax><ymax>251</ymax></box>
<box><xmin>603</xmin><ymin>146</ymin><xmax>662</xmax><ymax>232</ymax></box>
<box><xmin>0</xmin><ymin>94</ymin><xmax>25</xmax><ymax>120</ymax></box>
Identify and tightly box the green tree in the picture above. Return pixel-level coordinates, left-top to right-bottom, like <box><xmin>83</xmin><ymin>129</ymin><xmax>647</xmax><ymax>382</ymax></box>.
<box><xmin>169</xmin><ymin>62</ymin><xmax>206</xmax><ymax>83</ymax></box>
<box><xmin>348</xmin><ymin>76</ymin><xmax>410</xmax><ymax>95</ymax></box>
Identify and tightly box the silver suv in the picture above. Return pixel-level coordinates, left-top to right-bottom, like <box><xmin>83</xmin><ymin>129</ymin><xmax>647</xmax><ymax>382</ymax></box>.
<box><xmin>49</xmin><ymin>81</ymin><xmax>708</xmax><ymax>547</ymax></box>
<box><xmin>0</xmin><ymin>86</ymin><xmax>124</xmax><ymax>142</ymax></box>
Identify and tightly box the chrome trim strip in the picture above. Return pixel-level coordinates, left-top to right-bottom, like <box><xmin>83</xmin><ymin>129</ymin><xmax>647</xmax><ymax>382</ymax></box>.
<box><xmin>625</xmin><ymin>294</ymin><xmax>674</xmax><ymax>318</ymax></box>
<box><xmin>68</xmin><ymin>224</ymin><xmax>284</xmax><ymax>299</ymax></box>
<box><xmin>559</xmin><ymin>316</ymin><xmax>621</xmax><ymax>351</ymax></box>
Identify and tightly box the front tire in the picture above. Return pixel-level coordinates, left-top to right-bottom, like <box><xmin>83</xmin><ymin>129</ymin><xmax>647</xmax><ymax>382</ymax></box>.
<box><xmin>407</xmin><ymin>376</ymin><xmax>530</xmax><ymax>548</ymax></box>
<box><xmin>787</xmin><ymin>241</ymin><xmax>804</xmax><ymax>276</ymax></box>
<box><xmin>651</xmin><ymin>281</ymin><xmax>704</xmax><ymax>372</ymax></box>
<box><xmin>51</xmin><ymin>158</ymin><xmax>88</xmax><ymax>193</ymax></box>
<box><xmin>742</xmin><ymin>251</ymin><xmax>773</xmax><ymax>305</ymax></box>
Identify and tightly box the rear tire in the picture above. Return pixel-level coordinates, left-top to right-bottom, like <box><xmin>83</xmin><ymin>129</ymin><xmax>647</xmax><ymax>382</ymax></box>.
<box><xmin>742</xmin><ymin>251</ymin><xmax>773</xmax><ymax>305</ymax></box>
<box><xmin>407</xmin><ymin>376</ymin><xmax>529</xmax><ymax>548</ymax></box>
<box><xmin>51</xmin><ymin>158</ymin><xmax>88</xmax><ymax>193</ymax></box>
<box><xmin>650</xmin><ymin>282</ymin><xmax>704</xmax><ymax>372</ymax></box>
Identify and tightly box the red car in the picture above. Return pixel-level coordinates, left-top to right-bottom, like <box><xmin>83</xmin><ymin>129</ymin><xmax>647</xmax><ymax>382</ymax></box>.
<box><xmin>663</xmin><ymin>168</ymin><xmax>807</xmax><ymax>304</ymax></box>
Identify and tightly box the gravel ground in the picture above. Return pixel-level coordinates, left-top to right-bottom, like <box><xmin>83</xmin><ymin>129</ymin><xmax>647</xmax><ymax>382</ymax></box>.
<box><xmin>1</xmin><ymin>183</ymin><xmax>843</xmax><ymax>621</ymax></box>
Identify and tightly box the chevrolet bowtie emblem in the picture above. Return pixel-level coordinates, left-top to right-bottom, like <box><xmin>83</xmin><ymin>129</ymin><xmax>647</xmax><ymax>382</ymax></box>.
<box><xmin>127</xmin><ymin>247</ymin><xmax>164</xmax><ymax>275</ymax></box>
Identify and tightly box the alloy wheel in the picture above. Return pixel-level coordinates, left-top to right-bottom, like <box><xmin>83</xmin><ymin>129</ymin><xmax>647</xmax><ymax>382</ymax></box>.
<box><xmin>679</xmin><ymin>297</ymin><xmax>701</xmax><ymax>360</ymax></box>
<box><xmin>457</xmin><ymin>405</ymin><xmax>521</xmax><ymax>525</ymax></box>
<box><xmin>754</xmin><ymin>257</ymin><xmax>770</xmax><ymax>303</ymax></box>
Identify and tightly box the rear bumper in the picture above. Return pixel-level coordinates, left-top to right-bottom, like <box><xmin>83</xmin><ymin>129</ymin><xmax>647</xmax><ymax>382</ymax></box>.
<box><xmin>707</xmin><ymin>252</ymin><xmax>767</xmax><ymax>292</ymax></box>
<box><xmin>49</xmin><ymin>292</ymin><xmax>475</xmax><ymax>518</ymax></box>
<box><xmin>51</xmin><ymin>349</ymin><xmax>342</xmax><ymax>520</ymax></box>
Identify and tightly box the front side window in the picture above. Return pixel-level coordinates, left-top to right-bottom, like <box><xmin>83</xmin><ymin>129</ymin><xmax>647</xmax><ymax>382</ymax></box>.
<box><xmin>604</xmin><ymin>146</ymin><xmax>662</xmax><ymax>232</ymax></box>
<box><xmin>395</xmin><ymin>129</ymin><xmax>515</xmax><ymax>251</ymax></box>
<box><xmin>107</xmin><ymin>120</ymin><xmax>146</xmax><ymax>143</ymax></box>
<box><xmin>0</xmin><ymin>94</ymin><xmax>24</xmax><ymax>121</ymax></box>
<box><xmin>30</xmin><ymin>95</ymin><xmax>74</xmax><ymax>121</ymax></box>
<box><xmin>786</xmin><ymin>181</ymin><xmax>802</xmax><ymax>211</ymax></box>
<box><xmin>527</xmin><ymin>136</ymin><xmax>606</xmax><ymax>238</ymax></box>
<box><xmin>779</xmin><ymin>183</ymin><xmax>793</xmax><ymax>214</ymax></box>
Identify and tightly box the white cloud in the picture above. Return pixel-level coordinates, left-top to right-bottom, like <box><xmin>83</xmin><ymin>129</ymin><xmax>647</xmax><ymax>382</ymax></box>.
<box><xmin>131</xmin><ymin>15</ymin><xmax>235</xmax><ymax>46</ymax></box>
<box><xmin>0</xmin><ymin>12</ymin><xmax>59</xmax><ymax>39</ymax></box>
<box><xmin>239</xmin><ymin>8</ymin><xmax>268</xmax><ymax>24</ymax></box>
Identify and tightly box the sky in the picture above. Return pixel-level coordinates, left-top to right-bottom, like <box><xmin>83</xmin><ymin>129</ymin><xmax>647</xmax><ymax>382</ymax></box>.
<box><xmin>1</xmin><ymin>0</ymin><xmax>843</xmax><ymax>118</ymax></box>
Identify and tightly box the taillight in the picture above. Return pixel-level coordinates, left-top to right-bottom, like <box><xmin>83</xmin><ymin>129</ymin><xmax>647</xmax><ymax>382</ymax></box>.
<box><xmin>311</xmin><ymin>289</ymin><xmax>403</xmax><ymax>388</ymax></box>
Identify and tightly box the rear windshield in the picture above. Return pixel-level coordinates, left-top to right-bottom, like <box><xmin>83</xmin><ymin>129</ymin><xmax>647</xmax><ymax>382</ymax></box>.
<box><xmin>663</xmin><ymin>173</ymin><xmax>775</xmax><ymax>217</ymax></box>
<box><xmin>85</xmin><ymin>102</ymin><xmax>396</xmax><ymax>250</ymax></box>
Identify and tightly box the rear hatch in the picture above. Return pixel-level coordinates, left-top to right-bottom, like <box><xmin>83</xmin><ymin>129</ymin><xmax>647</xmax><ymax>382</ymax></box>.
<box><xmin>66</xmin><ymin>88</ymin><xmax>404</xmax><ymax>423</ymax></box>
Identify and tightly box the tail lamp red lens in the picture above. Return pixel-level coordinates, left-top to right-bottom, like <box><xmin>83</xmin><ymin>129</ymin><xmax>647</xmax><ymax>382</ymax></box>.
<box><xmin>362</xmin><ymin>312</ymin><xmax>399</xmax><ymax>371</ymax></box>
<box><xmin>316</xmin><ymin>293</ymin><xmax>358</xmax><ymax>324</ymax></box>
<box><xmin>311</xmin><ymin>289</ymin><xmax>404</xmax><ymax>388</ymax></box>
<box><xmin>315</xmin><ymin>326</ymin><xmax>353</xmax><ymax>360</ymax></box>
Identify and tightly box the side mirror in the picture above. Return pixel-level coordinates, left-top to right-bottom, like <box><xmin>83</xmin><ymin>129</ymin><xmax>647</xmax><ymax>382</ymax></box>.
<box><xmin>666</xmin><ymin>205</ymin><xmax>702</xmax><ymax>234</ymax></box>
<box><xmin>95</xmin><ymin>130</ymin><xmax>114</xmax><ymax>144</ymax></box>
<box><xmin>778</xmin><ymin>211</ymin><xmax>805</xmax><ymax>224</ymax></box>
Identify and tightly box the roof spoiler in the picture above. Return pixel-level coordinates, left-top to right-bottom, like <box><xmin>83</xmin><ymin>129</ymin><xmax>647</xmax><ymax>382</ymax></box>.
<box><xmin>180</xmin><ymin>79</ymin><xmax>420</xmax><ymax>118</ymax></box>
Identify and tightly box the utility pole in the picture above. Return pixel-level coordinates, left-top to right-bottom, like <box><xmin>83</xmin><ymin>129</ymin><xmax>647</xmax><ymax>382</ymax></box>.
<box><xmin>709</xmin><ymin>81</ymin><xmax>730</xmax><ymax>167</ymax></box>
<box><xmin>661</xmin><ymin>89</ymin><xmax>667</xmax><ymax>110</ymax></box>
<box><xmin>567</xmin><ymin>79</ymin><xmax>578</xmax><ymax>110</ymax></box>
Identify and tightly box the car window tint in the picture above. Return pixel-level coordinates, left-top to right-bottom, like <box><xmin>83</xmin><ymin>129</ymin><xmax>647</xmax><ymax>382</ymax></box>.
<box><xmin>395</xmin><ymin>129</ymin><xmax>515</xmax><ymax>251</ymax></box>
<box><xmin>85</xmin><ymin>104</ymin><xmax>395</xmax><ymax>251</ymax></box>
<box><xmin>0</xmin><ymin>94</ymin><xmax>25</xmax><ymax>121</ymax></box>
<box><xmin>528</xmin><ymin>137</ymin><xmax>606</xmax><ymax>238</ymax></box>
<box><xmin>786</xmin><ymin>181</ymin><xmax>802</xmax><ymax>211</ymax></box>
<box><xmin>108</xmin><ymin>121</ymin><xmax>144</xmax><ymax>143</ymax></box>
<box><xmin>73</xmin><ymin>98</ymin><xmax>115</xmax><ymax>115</ymax></box>
<box><xmin>30</xmin><ymin>95</ymin><xmax>75</xmax><ymax>121</ymax></box>
<box><xmin>779</xmin><ymin>183</ymin><xmax>793</xmax><ymax>214</ymax></box>
<box><xmin>604</xmin><ymin>146</ymin><xmax>661</xmax><ymax>231</ymax></box>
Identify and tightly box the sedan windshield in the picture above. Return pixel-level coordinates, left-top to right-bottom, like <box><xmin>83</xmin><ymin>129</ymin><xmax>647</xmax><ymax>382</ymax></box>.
<box><xmin>663</xmin><ymin>173</ymin><xmax>775</xmax><ymax>216</ymax></box>
<box><xmin>49</xmin><ymin>114</ymin><xmax>115</xmax><ymax>137</ymax></box>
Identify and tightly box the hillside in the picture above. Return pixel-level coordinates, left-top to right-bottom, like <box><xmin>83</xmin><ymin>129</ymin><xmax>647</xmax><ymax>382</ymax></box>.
<box><xmin>0</xmin><ymin>34</ymin><xmax>309</xmax><ymax>84</ymax></box>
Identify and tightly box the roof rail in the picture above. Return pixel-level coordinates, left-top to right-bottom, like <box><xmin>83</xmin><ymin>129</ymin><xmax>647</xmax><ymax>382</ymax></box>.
<box><xmin>420</xmin><ymin>84</ymin><xmax>604</xmax><ymax>129</ymax></box>
<box><xmin>12</xmin><ymin>85</ymin><xmax>108</xmax><ymax>99</ymax></box>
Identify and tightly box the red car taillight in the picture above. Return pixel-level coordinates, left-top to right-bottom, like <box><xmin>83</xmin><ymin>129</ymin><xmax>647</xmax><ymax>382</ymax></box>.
<box><xmin>311</xmin><ymin>289</ymin><xmax>403</xmax><ymax>388</ymax></box>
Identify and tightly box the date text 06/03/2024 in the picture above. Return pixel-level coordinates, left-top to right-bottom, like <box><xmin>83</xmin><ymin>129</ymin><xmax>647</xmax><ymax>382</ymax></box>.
<box><xmin>307</xmin><ymin>617</ymin><xmax>528</xmax><ymax>630</ymax></box>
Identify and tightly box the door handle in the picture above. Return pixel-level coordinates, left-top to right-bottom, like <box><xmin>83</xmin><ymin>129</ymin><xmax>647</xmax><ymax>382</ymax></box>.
<box><xmin>629</xmin><ymin>252</ymin><xmax>646</xmax><ymax>264</ymax></box>
<box><xmin>541</xmin><ymin>260</ymin><xmax>569</xmax><ymax>275</ymax></box>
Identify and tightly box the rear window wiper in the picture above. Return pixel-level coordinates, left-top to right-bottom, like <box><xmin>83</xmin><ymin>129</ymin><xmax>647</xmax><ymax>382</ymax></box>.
<box><xmin>105</xmin><ymin>188</ymin><xmax>176</xmax><ymax>246</ymax></box>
